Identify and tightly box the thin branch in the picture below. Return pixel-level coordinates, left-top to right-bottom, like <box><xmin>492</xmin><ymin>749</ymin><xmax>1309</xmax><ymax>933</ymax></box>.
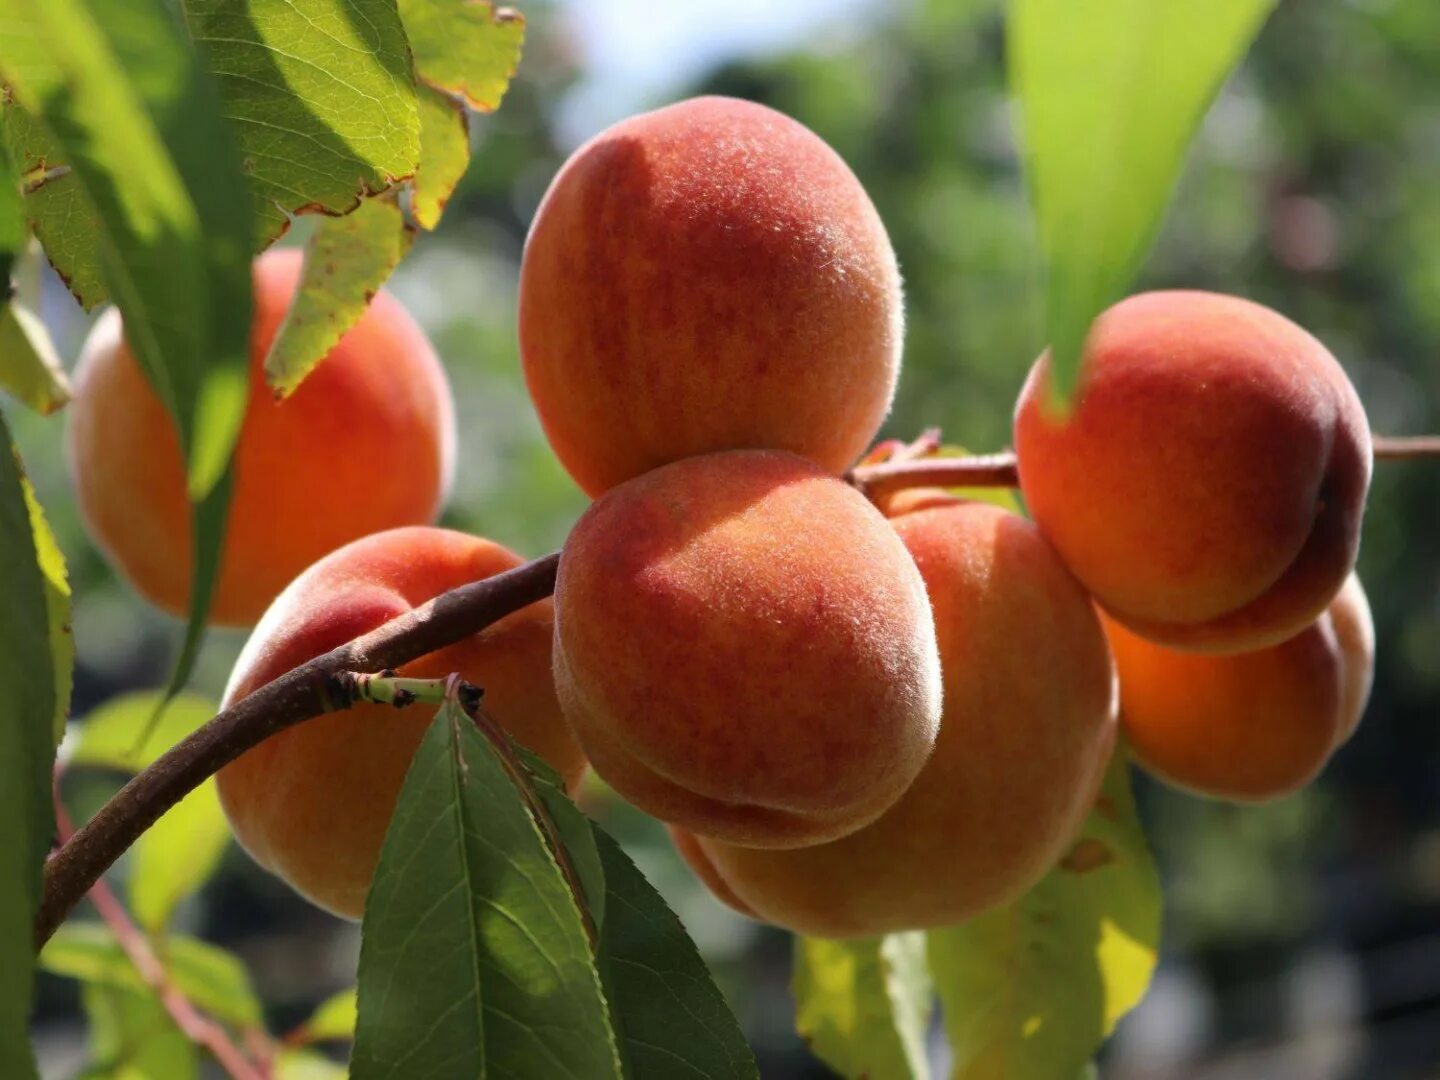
<box><xmin>51</xmin><ymin>778</ymin><xmax>266</xmax><ymax>1080</ymax></box>
<box><xmin>849</xmin><ymin>451</ymin><xmax>1020</xmax><ymax>496</ymax></box>
<box><xmin>1373</xmin><ymin>435</ymin><xmax>1440</xmax><ymax>460</ymax></box>
<box><xmin>36</xmin><ymin>553</ymin><xmax>559</xmax><ymax>948</ymax></box>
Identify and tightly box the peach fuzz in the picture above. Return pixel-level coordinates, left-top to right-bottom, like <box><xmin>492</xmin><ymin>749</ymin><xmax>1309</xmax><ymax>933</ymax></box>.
<box><xmin>67</xmin><ymin>247</ymin><xmax>455</xmax><ymax>626</ymax></box>
<box><xmin>519</xmin><ymin>95</ymin><xmax>903</xmax><ymax>496</ymax></box>
<box><xmin>1103</xmin><ymin>573</ymin><xmax>1374</xmax><ymax>803</ymax></box>
<box><xmin>216</xmin><ymin>526</ymin><xmax>584</xmax><ymax>919</ymax></box>
<box><xmin>552</xmin><ymin>450</ymin><xmax>942</xmax><ymax>849</ymax></box>
<box><xmin>672</xmin><ymin>496</ymin><xmax>1118</xmax><ymax>938</ymax></box>
<box><xmin>1015</xmin><ymin>290</ymin><xmax>1371</xmax><ymax>653</ymax></box>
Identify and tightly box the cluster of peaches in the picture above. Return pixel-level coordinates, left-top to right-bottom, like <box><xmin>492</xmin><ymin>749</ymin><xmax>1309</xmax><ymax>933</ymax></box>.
<box><xmin>68</xmin><ymin>97</ymin><xmax>1375</xmax><ymax>939</ymax></box>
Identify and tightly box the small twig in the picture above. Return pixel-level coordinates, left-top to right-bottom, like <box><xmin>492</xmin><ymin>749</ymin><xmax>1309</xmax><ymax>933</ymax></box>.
<box><xmin>36</xmin><ymin>553</ymin><xmax>560</xmax><ymax>948</ymax></box>
<box><xmin>849</xmin><ymin>450</ymin><xmax>1021</xmax><ymax>496</ymax></box>
<box><xmin>326</xmin><ymin>671</ymin><xmax>474</xmax><ymax>711</ymax></box>
<box><xmin>51</xmin><ymin>776</ymin><xmax>266</xmax><ymax>1080</ymax></box>
<box><xmin>1373</xmin><ymin>435</ymin><xmax>1440</xmax><ymax>460</ymax></box>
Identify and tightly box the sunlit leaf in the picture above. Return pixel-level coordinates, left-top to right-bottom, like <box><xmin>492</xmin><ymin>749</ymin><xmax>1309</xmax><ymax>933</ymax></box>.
<box><xmin>275</xmin><ymin>1047</ymin><xmax>349</xmax><ymax>1080</ymax></box>
<box><xmin>0</xmin><ymin>414</ymin><xmax>60</xmax><ymax>1079</ymax></box>
<box><xmin>20</xmin><ymin>468</ymin><xmax>71</xmax><ymax>745</ymax></box>
<box><xmin>793</xmin><ymin>934</ymin><xmax>932</xmax><ymax>1080</ymax></box>
<box><xmin>354</xmin><ymin>703</ymin><xmax>621</xmax><ymax>1079</ymax></box>
<box><xmin>81</xmin><ymin>983</ymin><xmax>198</xmax><ymax>1080</ymax></box>
<box><xmin>412</xmin><ymin>85</ymin><xmax>471</xmax><ymax>231</ymax></box>
<box><xmin>293</xmin><ymin>989</ymin><xmax>358</xmax><ymax>1044</ymax></box>
<box><xmin>927</xmin><ymin>751</ymin><xmax>1161</xmax><ymax>1079</ymax></box>
<box><xmin>0</xmin><ymin>302</ymin><xmax>70</xmax><ymax>415</ymax></box>
<box><xmin>41</xmin><ymin>923</ymin><xmax>263</xmax><ymax>1029</ymax></box>
<box><xmin>263</xmin><ymin>193</ymin><xmax>414</xmax><ymax>397</ymax></box>
<box><xmin>130</xmin><ymin>780</ymin><xmax>229</xmax><ymax>935</ymax></box>
<box><xmin>398</xmin><ymin>0</ymin><xmax>524</xmax><ymax>111</ymax></box>
<box><xmin>184</xmin><ymin>0</ymin><xmax>422</xmax><ymax>243</ymax></box>
<box><xmin>0</xmin><ymin>136</ymin><xmax>21</xmax><ymax>284</ymax></box>
<box><xmin>1009</xmin><ymin>0</ymin><xmax>1275</xmax><ymax>399</ymax></box>
<box><xmin>69</xmin><ymin>692</ymin><xmax>217</xmax><ymax>773</ymax></box>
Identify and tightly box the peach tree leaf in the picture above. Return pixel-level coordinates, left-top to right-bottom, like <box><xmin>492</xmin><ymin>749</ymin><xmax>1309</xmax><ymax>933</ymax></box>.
<box><xmin>793</xmin><ymin>934</ymin><xmax>932</xmax><ymax>1080</ymax></box>
<box><xmin>263</xmin><ymin>194</ymin><xmax>414</xmax><ymax>398</ymax></box>
<box><xmin>926</xmin><ymin>751</ymin><xmax>1160</xmax><ymax>1079</ymax></box>
<box><xmin>412</xmin><ymin>85</ymin><xmax>470</xmax><ymax>231</ymax></box>
<box><xmin>0</xmin><ymin>302</ymin><xmax>71</xmax><ymax>415</ymax></box>
<box><xmin>183</xmin><ymin>0</ymin><xmax>421</xmax><ymax>245</ymax></box>
<box><xmin>0</xmin><ymin>415</ymin><xmax>60</xmax><ymax>1079</ymax></box>
<box><xmin>398</xmin><ymin>0</ymin><xmax>524</xmax><ymax>111</ymax></box>
<box><xmin>1010</xmin><ymin>0</ymin><xmax>1274</xmax><ymax>401</ymax></box>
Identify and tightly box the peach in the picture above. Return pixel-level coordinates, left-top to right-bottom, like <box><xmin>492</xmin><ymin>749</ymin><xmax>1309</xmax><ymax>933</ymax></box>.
<box><xmin>552</xmin><ymin>450</ymin><xmax>941</xmax><ymax>848</ymax></box>
<box><xmin>673</xmin><ymin>496</ymin><xmax>1118</xmax><ymax>937</ymax></box>
<box><xmin>1014</xmin><ymin>291</ymin><xmax>1371</xmax><ymax>653</ymax></box>
<box><xmin>1103</xmin><ymin>574</ymin><xmax>1374</xmax><ymax>802</ymax></box>
<box><xmin>68</xmin><ymin>248</ymin><xmax>455</xmax><ymax>626</ymax></box>
<box><xmin>519</xmin><ymin>95</ymin><xmax>903</xmax><ymax>496</ymax></box>
<box><xmin>216</xmin><ymin>526</ymin><xmax>584</xmax><ymax>919</ymax></box>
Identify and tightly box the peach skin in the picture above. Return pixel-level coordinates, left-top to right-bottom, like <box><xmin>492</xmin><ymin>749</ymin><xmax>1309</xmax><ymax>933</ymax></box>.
<box><xmin>216</xmin><ymin>527</ymin><xmax>584</xmax><ymax>919</ymax></box>
<box><xmin>1015</xmin><ymin>291</ymin><xmax>1371</xmax><ymax>653</ymax></box>
<box><xmin>68</xmin><ymin>247</ymin><xmax>455</xmax><ymax>626</ymax></box>
<box><xmin>519</xmin><ymin>96</ymin><xmax>903</xmax><ymax>496</ymax></box>
<box><xmin>673</xmin><ymin>496</ymin><xmax>1118</xmax><ymax>937</ymax></box>
<box><xmin>1103</xmin><ymin>573</ymin><xmax>1374</xmax><ymax>802</ymax></box>
<box><xmin>552</xmin><ymin>450</ymin><xmax>942</xmax><ymax>849</ymax></box>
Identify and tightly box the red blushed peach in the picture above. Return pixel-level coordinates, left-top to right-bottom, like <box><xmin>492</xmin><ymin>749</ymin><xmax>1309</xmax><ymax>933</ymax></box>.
<box><xmin>1015</xmin><ymin>291</ymin><xmax>1371</xmax><ymax>653</ymax></box>
<box><xmin>673</xmin><ymin>496</ymin><xmax>1118</xmax><ymax>938</ymax></box>
<box><xmin>1103</xmin><ymin>574</ymin><xmax>1374</xmax><ymax>802</ymax></box>
<box><xmin>552</xmin><ymin>450</ymin><xmax>942</xmax><ymax>849</ymax></box>
<box><xmin>216</xmin><ymin>527</ymin><xmax>584</xmax><ymax>919</ymax></box>
<box><xmin>68</xmin><ymin>248</ymin><xmax>455</xmax><ymax>626</ymax></box>
<box><xmin>519</xmin><ymin>96</ymin><xmax>903</xmax><ymax>496</ymax></box>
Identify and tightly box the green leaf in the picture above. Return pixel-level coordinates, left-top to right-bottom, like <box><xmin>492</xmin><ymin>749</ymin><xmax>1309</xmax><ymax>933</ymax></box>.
<box><xmin>1</xmin><ymin>104</ymin><xmax>107</xmax><ymax>308</ymax></box>
<box><xmin>69</xmin><ymin>692</ymin><xmax>218</xmax><ymax>773</ymax></box>
<box><xmin>1009</xmin><ymin>0</ymin><xmax>1274</xmax><ymax>399</ymax></box>
<box><xmin>295</xmin><ymin>989</ymin><xmax>358</xmax><ymax>1044</ymax></box>
<box><xmin>41</xmin><ymin>922</ymin><xmax>263</xmax><ymax>1029</ymax></box>
<box><xmin>276</xmin><ymin>1048</ymin><xmax>349</xmax><ymax>1080</ymax></box>
<box><xmin>0</xmin><ymin>301</ymin><xmax>71</xmax><ymax>414</ymax></box>
<box><xmin>184</xmin><ymin>0</ymin><xmax>422</xmax><ymax>243</ymax></box>
<box><xmin>82</xmin><ymin>983</ymin><xmax>198</xmax><ymax>1080</ymax></box>
<box><xmin>130</xmin><ymin>779</ymin><xmax>229</xmax><ymax>935</ymax></box>
<box><xmin>515</xmin><ymin>742</ymin><xmax>606</xmax><ymax>931</ymax></box>
<box><xmin>0</xmin><ymin>135</ymin><xmax>21</xmax><ymax>283</ymax></box>
<box><xmin>593</xmin><ymin>828</ymin><xmax>759</xmax><ymax>1080</ymax></box>
<box><xmin>398</xmin><ymin>0</ymin><xmax>525</xmax><ymax>111</ymax></box>
<box><xmin>0</xmin><ymin>414</ymin><xmax>60</xmax><ymax>1079</ymax></box>
<box><xmin>20</xmin><ymin>465</ymin><xmax>72</xmax><ymax>745</ymax></box>
<box><xmin>927</xmin><ymin>752</ymin><xmax>1161</xmax><ymax>1080</ymax></box>
<box><xmin>793</xmin><ymin>934</ymin><xmax>932</xmax><ymax>1080</ymax></box>
<box><xmin>354</xmin><ymin>704</ymin><xmax>621</xmax><ymax>1079</ymax></box>
<box><xmin>263</xmin><ymin>194</ymin><xmax>415</xmax><ymax>397</ymax></box>
<box><xmin>412</xmin><ymin>85</ymin><xmax>471</xmax><ymax>231</ymax></box>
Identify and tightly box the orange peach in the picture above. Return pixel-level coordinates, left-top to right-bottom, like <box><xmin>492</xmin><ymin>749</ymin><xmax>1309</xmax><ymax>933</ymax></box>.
<box><xmin>217</xmin><ymin>526</ymin><xmax>583</xmax><ymax>919</ymax></box>
<box><xmin>673</xmin><ymin>496</ymin><xmax>1118</xmax><ymax>937</ymax></box>
<box><xmin>1103</xmin><ymin>574</ymin><xmax>1374</xmax><ymax>802</ymax></box>
<box><xmin>552</xmin><ymin>450</ymin><xmax>941</xmax><ymax>848</ymax></box>
<box><xmin>519</xmin><ymin>96</ymin><xmax>902</xmax><ymax>496</ymax></box>
<box><xmin>1014</xmin><ymin>291</ymin><xmax>1371</xmax><ymax>653</ymax></box>
<box><xmin>68</xmin><ymin>248</ymin><xmax>455</xmax><ymax>626</ymax></box>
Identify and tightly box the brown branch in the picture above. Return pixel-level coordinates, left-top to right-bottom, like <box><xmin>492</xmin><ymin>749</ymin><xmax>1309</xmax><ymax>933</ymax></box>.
<box><xmin>52</xmin><ymin>778</ymin><xmax>267</xmax><ymax>1080</ymax></box>
<box><xmin>1373</xmin><ymin>435</ymin><xmax>1440</xmax><ymax>460</ymax></box>
<box><xmin>849</xmin><ymin>451</ymin><xmax>1020</xmax><ymax>496</ymax></box>
<box><xmin>36</xmin><ymin>553</ymin><xmax>559</xmax><ymax>948</ymax></box>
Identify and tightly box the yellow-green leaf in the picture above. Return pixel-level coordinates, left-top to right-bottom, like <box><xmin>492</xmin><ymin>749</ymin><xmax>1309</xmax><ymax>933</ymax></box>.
<box><xmin>20</xmin><ymin>469</ymin><xmax>71</xmax><ymax>744</ymax></box>
<box><xmin>794</xmin><ymin>933</ymin><xmax>933</xmax><ymax>1080</ymax></box>
<box><xmin>263</xmin><ymin>197</ymin><xmax>414</xmax><ymax>397</ymax></box>
<box><xmin>398</xmin><ymin>0</ymin><xmax>524</xmax><ymax>111</ymax></box>
<box><xmin>1009</xmin><ymin>0</ymin><xmax>1275</xmax><ymax>400</ymax></box>
<box><xmin>412</xmin><ymin>85</ymin><xmax>471</xmax><ymax>231</ymax></box>
<box><xmin>69</xmin><ymin>692</ymin><xmax>217</xmax><ymax>773</ymax></box>
<box><xmin>130</xmin><ymin>779</ymin><xmax>229</xmax><ymax>936</ymax></box>
<box><xmin>0</xmin><ymin>302</ymin><xmax>70</xmax><ymax>414</ymax></box>
<box><xmin>294</xmin><ymin>989</ymin><xmax>357</xmax><ymax>1044</ymax></box>
<box><xmin>927</xmin><ymin>751</ymin><xmax>1161</xmax><ymax>1079</ymax></box>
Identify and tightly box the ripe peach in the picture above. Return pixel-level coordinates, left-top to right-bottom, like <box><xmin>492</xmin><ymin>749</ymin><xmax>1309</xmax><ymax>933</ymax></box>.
<box><xmin>68</xmin><ymin>248</ymin><xmax>455</xmax><ymax>626</ymax></box>
<box><xmin>552</xmin><ymin>450</ymin><xmax>942</xmax><ymax>848</ymax></box>
<box><xmin>1103</xmin><ymin>574</ymin><xmax>1374</xmax><ymax>802</ymax></box>
<box><xmin>1014</xmin><ymin>291</ymin><xmax>1371</xmax><ymax>653</ymax></box>
<box><xmin>216</xmin><ymin>526</ymin><xmax>584</xmax><ymax>919</ymax></box>
<box><xmin>672</xmin><ymin>496</ymin><xmax>1118</xmax><ymax>937</ymax></box>
<box><xmin>519</xmin><ymin>96</ymin><xmax>903</xmax><ymax>496</ymax></box>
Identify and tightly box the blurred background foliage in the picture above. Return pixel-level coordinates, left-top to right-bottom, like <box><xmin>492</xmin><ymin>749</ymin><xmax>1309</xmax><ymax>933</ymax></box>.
<box><xmin>13</xmin><ymin>0</ymin><xmax>1440</xmax><ymax>1075</ymax></box>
